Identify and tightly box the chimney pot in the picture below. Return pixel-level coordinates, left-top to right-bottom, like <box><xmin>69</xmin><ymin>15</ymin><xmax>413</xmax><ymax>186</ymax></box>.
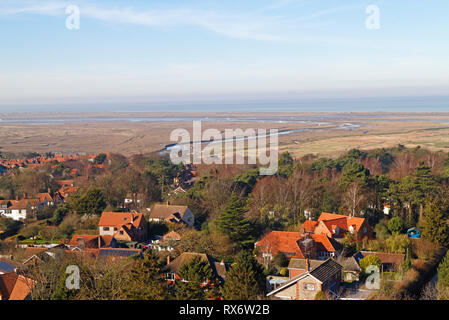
<box><xmin>167</xmin><ymin>255</ymin><xmax>171</xmax><ymax>265</ymax></box>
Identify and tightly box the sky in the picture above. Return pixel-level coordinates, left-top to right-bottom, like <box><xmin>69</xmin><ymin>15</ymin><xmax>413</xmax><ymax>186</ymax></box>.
<box><xmin>0</xmin><ymin>0</ymin><xmax>448</xmax><ymax>112</ymax></box>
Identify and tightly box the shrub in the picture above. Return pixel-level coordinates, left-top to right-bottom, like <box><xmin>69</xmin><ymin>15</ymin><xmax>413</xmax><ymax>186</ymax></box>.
<box><xmin>314</xmin><ymin>291</ymin><xmax>328</xmax><ymax>300</ymax></box>
<box><xmin>388</xmin><ymin>217</ymin><xmax>405</xmax><ymax>235</ymax></box>
<box><xmin>386</xmin><ymin>234</ymin><xmax>410</xmax><ymax>254</ymax></box>
<box><xmin>359</xmin><ymin>255</ymin><xmax>382</xmax><ymax>275</ymax></box>
<box><xmin>279</xmin><ymin>268</ymin><xmax>288</xmax><ymax>277</ymax></box>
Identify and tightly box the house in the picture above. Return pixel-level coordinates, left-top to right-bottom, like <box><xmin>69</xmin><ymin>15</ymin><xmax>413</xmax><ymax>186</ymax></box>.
<box><xmin>267</xmin><ymin>258</ymin><xmax>343</xmax><ymax>300</ymax></box>
<box><xmin>0</xmin><ymin>273</ymin><xmax>34</xmax><ymax>300</ymax></box>
<box><xmin>383</xmin><ymin>204</ymin><xmax>391</xmax><ymax>215</ymax></box>
<box><xmin>0</xmin><ymin>199</ymin><xmax>39</xmax><ymax>221</ymax></box>
<box><xmin>149</xmin><ymin>231</ymin><xmax>182</xmax><ymax>252</ymax></box>
<box><xmin>306</xmin><ymin>212</ymin><xmax>374</xmax><ymax>240</ymax></box>
<box><xmin>148</xmin><ymin>204</ymin><xmax>195</xmax><ymax>227</ymax></box>
<box><xmin>68</xmin><ymin>234</ymin><xmax>117</xmax><ymax>249</ymax></box>
<box><xmin>22</xmin><ymin>246</ymin><xmax>67</xmax><ymax>266</ymax></box>
<box><xmin>36</xmin><ymin>189</ymin><xmax>64</xmax><ymax>206</ymax></box>
<box><xmin>254</xmin><ymin>231</ymin><xmax>341</xmax><ymax>265</ymax></box>
<box><xmin>354</xmin><ymin>251</ymin><xmax>405</xmax><ymax>272</ymax></box>
<box><xmin>58</xmin><ymin>186</ymin><xmax>79</xmax><ymax>199</ymax></box>
<box><xmin>407</xmin><ymin>227</ymin><xmax>421</xmax><ymax>239</ymax></box>
<box><xmin>98</xmin><ymin>212</ymin><xmax>148</xmax><ymax>242</ymax></box>
<box><xmin>165</xmin><ymin>252</ymin><xmax>229</xmax><ymax>285</ymax></box>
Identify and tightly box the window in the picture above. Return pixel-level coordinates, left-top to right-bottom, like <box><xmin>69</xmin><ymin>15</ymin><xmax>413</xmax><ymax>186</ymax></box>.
<box><xmin>119</xmin><ymin>231</ymin><xmax>124</xmax><ymax>235</ymax></box>
<box><xmin>166</xmin><ymin>273</ymin><xmax>175</xmax><ymax>281</ymax></box>
<box><xmin>304</xmin><ymin>283</ymin><xmax>315</xmax><ymax>291</ymax></box>
<box><xmin>103</xmin><ymin>227</ymin><xmax>109</xmax><ymax>231</ymax></box>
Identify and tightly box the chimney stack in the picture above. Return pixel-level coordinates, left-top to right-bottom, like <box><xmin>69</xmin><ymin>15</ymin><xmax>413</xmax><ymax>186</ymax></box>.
<box><xmin>305</xmin><ymin>258</ymin><xmax>310</xmax><ymax>272</ymax></box>
<box><xmin>16</xmin><ymin>195</ymin><xmax>19</xmax><ymax>201</ymax></box>
<box><xmin>167</xmin><ymin>255</ymin><xmax>171</xmax><ymax>265</ymax></box>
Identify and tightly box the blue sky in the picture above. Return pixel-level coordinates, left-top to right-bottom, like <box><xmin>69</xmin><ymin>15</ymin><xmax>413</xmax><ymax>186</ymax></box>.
<box><xmin>0</xmin><ymin>0</ymin><xmax>448</xmax><ymax>111</ymax></box>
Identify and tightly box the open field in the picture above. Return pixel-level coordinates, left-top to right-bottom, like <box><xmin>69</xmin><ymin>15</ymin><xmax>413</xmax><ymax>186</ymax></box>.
<box><xmin>1</xmin><ymin>112</ymin><xmax>449</xmax><ymax>157</ymax></box>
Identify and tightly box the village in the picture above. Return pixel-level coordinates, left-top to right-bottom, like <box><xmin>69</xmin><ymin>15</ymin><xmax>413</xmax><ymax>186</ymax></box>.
<box><xmin>1</xmin><ymin>146</ymin><xmax>446</xmax><ymax>301</ymax></box>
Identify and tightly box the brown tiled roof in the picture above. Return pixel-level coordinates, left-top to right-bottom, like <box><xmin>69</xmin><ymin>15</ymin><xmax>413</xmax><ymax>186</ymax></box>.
<box><xmin>166</xmin><ymin>252</ymin><xmax>209</xmax><ymax>274</ymax></box>
<box><xmin>162</xmin><ymin>231</ymin><xmax>182</xmax><ymax>241</ymax></box>
<box><xmin>166</xmin><ymin>252</ymin><xmax>228</xmax><ymax>280</ymax></box>
<box><xmin>8</xmin><ymin>199</ymin><xmax>39</xmax><ymax>210</ymax></box>
<box><xmin>149</xmin><ymin>204</ymin><xmax>188</xmax><ymax>220</ymax></box>
<box><xmin>288</xmin><ymin>258</ymin><xmax>325</xmax><ymax>271</ymax></box>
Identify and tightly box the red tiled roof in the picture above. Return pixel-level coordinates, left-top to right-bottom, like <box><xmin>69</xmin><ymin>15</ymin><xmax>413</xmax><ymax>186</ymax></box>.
<box><xmin>303</xmin><ymin>220</ymin><xmax>318</xmax><ymax>233</ymax></box>
<box><xmin>317</xmin><ymin>212</ymin><xmax>367</xmax><ymax>235</ymax></box>
<box><xmin>310</xmin><ymin>234</ymin><xmax>340</xmax><ymax>252</ymax></box>
<box><xmin>0</xmin><ymin>273</ymin><xmax>34</xmax><ymax>300</ymax></box>
<box><xmin>68</xmin><ymin>234</ymin><xmax>114</xmax><ymax>248</ymax></box>
<box><xmin>99</xmin><ymin>212</ymin><xmax>144</xmax><ymax>229</ymax></box>
<box><xmin>255</xmin><ymin>231</ymin><xmax>305</xmax><ymax>258</ymax></box>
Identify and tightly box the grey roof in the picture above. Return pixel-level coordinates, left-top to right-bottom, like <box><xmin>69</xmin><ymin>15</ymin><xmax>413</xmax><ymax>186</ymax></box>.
<box><xmin>337</xmin><ymin>256</ymin><xmax>361</xmax><ymax>272</ymax></box>
<box><xmin>98</xmin><ymin>248</ymin><xmax>141</xmax><ymax>257</ymax></box>
<box><xmin>310</xmin><ymin>258</ymin><xmax>343</xmax><ymax>283</ymax></box>
<box><xmin>0</xmin><ymin>260</ymin><xmax>17</xmax><ymax>273</ymax></box>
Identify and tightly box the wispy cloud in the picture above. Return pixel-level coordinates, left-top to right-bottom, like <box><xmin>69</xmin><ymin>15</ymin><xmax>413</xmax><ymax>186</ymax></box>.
<box><xmin>0</xmin><ymin>0</ymin><xmax>364</xmax><ymax>43</ymax></box>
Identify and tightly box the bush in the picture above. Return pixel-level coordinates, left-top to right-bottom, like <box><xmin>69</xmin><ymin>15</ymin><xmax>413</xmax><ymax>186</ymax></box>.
<box><xmin>314</xmin><ymin>291</ymin><xmax>328</xmax><ymax>300</ymax></box>
<box><xmin>279</xmin><ymin>268</ymin><xmax>288</xmax><ymax>277</ymax></box>
<box><xmin>388</xmin><ymin>217</ymin><xmax>405</xmax><ymax>234</ymax></box>
<box><xmin>21</xmin><ymin>224</ymin><xmax>42</xmax><ymax>239</ymax></box>
<box><xmin>438</xmin><ymin>251</ymin><xmax>449</xmax><ymax>287</ymax></box>
<box><xmin>359</xmin><ymin>255</ymin><xmax>382</xmax><ymax>275</ymax></box>
<box><xmin>386</xmin><ymin>234</ymin><xmax>410</xmax><ymax>254</ymax></box>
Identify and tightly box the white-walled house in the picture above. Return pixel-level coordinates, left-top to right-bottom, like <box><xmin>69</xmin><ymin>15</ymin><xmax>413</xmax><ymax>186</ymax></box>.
<box><xmin>0</xmin><ymin>199</ymin><xmax>39</xmax><ymax>221</ymax></box>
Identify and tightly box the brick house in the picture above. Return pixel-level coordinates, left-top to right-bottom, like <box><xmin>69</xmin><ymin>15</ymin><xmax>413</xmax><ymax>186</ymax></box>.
<box><xmin>98</xmin><ymin>212</ymin><xmax>148</xmax><ymax>242</ymax></box>
<box><xmin>267</xmin><ymin>258</ymin><xmax>342</xmax><ymax>300</ymax></box>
